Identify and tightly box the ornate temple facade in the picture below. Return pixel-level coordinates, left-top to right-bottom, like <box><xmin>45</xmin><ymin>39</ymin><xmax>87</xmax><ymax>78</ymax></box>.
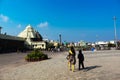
<box><xmin>18</xmin><ymin>24</ymin><xmax>46</xmax><ymax>49</ymax></box>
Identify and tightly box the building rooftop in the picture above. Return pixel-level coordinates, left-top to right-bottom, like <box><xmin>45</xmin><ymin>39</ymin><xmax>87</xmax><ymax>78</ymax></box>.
<box><xmin>0</xmin><ymin>34</ymin><xmax>25</xmax><ymax>41</ymax></box>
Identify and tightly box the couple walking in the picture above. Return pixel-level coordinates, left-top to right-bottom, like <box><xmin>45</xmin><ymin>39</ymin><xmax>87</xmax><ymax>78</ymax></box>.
<box><xmin>67</xmin><ymin>46</ymin><xmax>84</xmax><ymax>72</ymax></box>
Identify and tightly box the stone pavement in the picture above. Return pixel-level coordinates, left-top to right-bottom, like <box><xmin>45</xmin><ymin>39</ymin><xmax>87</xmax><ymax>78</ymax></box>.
<box><xmin>0</xmin><ymin>50</ymin><xmax>120</xmax><ymax>80</ymax></box>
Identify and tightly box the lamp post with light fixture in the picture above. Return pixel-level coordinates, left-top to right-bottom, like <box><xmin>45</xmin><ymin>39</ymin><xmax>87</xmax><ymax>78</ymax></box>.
<box><xmin>0</xmin><ymin>26</ymin><xmax>2</xmax><ymax>34</ymax></box>
<box><xmin>113</xmin><ymin>16</ymin><xmax>118</xmax><ymax>49</ymax></box>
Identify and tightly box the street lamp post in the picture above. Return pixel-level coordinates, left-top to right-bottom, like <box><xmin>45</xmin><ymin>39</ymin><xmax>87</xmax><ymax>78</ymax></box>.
<box><xmin>59</xmin><ymin>34</ymin><xmax>62</xmax><ymax>45</ymax></box>
<box><xmin>0</xmin><ymin>26</ymin><xmax>2</xmax><ymax>34</ymax></box>
<box><xmin>113</xmin><ymin>16</ymin><xmax>118</xmax><ymax>49</ymax></box>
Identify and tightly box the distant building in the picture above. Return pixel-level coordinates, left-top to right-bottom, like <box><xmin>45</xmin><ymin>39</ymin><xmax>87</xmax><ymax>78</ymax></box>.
<box><xmin>74</xmin><ymin>42</ymin><xmax>79</xmax><ymax>47</ymax></box>
<box><xmin>18</xmin><ymin>24</ymin><xmax>46</xmax><ymax>49</ymax></box>
<box><xmin>79</xmin><ymin>40</ymin><xmax>86</xmax><ymax>47</ymax></box>
<box><xmin>109</xmin><ymin>40</ymin><xmax>115</xmax><ymax>44</ymax></box>
<box><xmin>95</xmin><ymin>41</ymin><xmax>108</xmax><ymax>45</ymax></box>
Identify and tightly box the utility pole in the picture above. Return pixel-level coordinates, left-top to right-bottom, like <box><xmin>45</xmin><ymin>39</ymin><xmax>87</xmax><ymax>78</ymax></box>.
<box><xmin>59</xmin><ymin>34</ymin><xmax>62</xmax><ymax>45</ymax></box>
<box><xmin>96</xmin><ymin>35</ymin><xmax>98</xmax><ymax>45</ymax></box>
<box><xmin>0</xmin><ymin>26</ymin><xmax>2</xmax><ymax>34</ymax></box>
<box><xmin>113</xmin><ymin>16</ymin><xmax>118</xmax><ymax>49</ymax></box>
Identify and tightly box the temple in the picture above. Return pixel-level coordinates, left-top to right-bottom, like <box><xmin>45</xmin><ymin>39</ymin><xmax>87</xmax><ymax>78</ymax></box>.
<box><xmin>0</xmin><ymin>24</ymin><xmax>46</xmax><ymax>53</ymax></box>
<box><xmin>18</xmin><ymin>24</ymin><xmax>46</xmax><ymax>49</ymax></box>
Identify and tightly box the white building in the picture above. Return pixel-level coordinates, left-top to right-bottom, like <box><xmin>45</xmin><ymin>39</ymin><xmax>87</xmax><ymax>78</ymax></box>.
<box><xmin>18</xmin><ymin>24</ymin><xmax>46</xmax><ymax>49</ymax></box>
<box><xmin>109</xmin><ymin>40</ymin><xmax>115</xmax><ymax>44</ymax></box>
<box><xmin>79</xmin><ymin>40</ymin><xmax>86</xmax><ymax>46</ymax></box>
<box><xmin>95</xmin><ymin>41</ymin><xmax>108</xmax><ymax>45</ymax></box>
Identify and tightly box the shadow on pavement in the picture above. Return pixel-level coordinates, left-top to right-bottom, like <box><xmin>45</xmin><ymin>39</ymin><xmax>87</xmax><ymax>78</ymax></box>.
<box><xmin>83</xmin><ymin>65</ymin><xmax>102</xmax><ymax>72</ymax></box>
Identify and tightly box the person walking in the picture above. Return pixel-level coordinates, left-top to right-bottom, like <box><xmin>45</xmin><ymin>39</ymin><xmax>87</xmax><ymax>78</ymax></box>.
<box><xmin>68</xmin><ymin>46</ymin><xmax>76</xmax><ymax>72</ymax></box>
<box><xmin>78</xmin><ymin>50</ymin><xmax>84</xmax><ymax>70</ymax></box>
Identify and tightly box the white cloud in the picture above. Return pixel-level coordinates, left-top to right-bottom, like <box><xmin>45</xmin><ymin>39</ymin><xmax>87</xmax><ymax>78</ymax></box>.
<box><xmin>37</xmin><ymin>22</ymin><xmax>48</xmax><ymax>28</ymax></box>
<box><xmin>0</xmin><ymin>14</ymin><xmax>9</xmax><ymax>22</ymax></box>
<box><xmin>17</xmin><ymin>24</ymin><xmax>22</xmax><ymax>28</ymax></box>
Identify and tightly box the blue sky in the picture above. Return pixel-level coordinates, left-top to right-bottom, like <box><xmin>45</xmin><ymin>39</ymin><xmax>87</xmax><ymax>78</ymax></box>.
<box><xmin>0</xmin><ymin>0</ymin><xmax>120</xmax><ymax>42</ymax></box>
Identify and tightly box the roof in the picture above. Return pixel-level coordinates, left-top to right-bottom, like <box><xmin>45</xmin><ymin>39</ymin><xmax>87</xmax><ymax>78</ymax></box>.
<box><xmin>30</xmin><ymin>38</ymin><xmax>42</xmax><ymax>41</ymax></box>
<box><xmin>0</xmin><ymin>34</ymin><xmax>25</xmax><ymax>41</ymax></box>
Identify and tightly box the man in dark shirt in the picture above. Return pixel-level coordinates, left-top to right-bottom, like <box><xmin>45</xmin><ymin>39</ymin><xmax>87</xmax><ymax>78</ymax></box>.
<box><xmin>78</xmin><ymin>50</ymin><xmax>85</xmax><ymax>70</ymax></box>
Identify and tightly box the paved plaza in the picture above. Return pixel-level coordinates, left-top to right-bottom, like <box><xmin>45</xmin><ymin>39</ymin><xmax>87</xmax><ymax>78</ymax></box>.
<box><xmin>0</xmin><ymin>50</ymin><xmax>120</xmax><ymax>80</ymax></box>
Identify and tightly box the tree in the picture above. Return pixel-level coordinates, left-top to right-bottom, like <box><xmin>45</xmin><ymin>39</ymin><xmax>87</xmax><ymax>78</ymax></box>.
<box><xmin>46</xmin><ymin>42</ymin><xmax>54</xmax><ymax>50</ymax></box>
<box><xmin>108</xmin><ymin>42</ymin><xmax>116</xmax><ymax>47</ymax></box>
